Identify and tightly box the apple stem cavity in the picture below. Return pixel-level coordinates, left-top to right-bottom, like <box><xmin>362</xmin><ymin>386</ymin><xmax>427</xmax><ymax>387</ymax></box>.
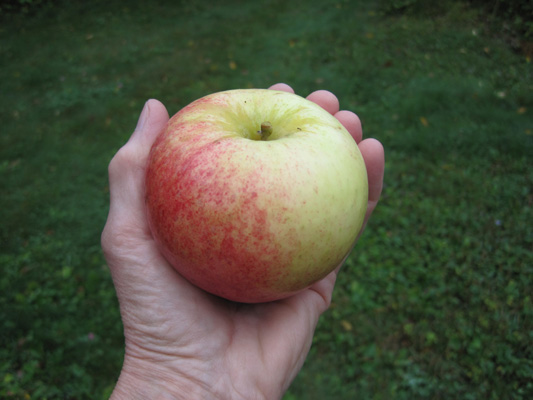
<box><xmin>260</xmin><ymin>122</ymin><xmax>273</xmax><ymax>141</ymax></box>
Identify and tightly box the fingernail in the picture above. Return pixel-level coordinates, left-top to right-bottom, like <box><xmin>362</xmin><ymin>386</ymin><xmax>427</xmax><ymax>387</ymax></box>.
<box><xmin>136</xmin><ymin>100</ymin><xmax>150</xmax><ymax>130</ymax></box>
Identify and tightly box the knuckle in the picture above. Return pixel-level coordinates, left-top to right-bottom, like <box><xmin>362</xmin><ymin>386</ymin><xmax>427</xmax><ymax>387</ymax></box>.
<box><xmin>108</xmin><ymin>144</ymin><xmax>131</xmax><ymax>175</ymax></box>
<box><xmin>100</xmin><ymin>221</ymin><xmax>116</xmax><ymax>260</ymax></box>
<box><xmin>107</xmin><ymin>143</ymin><xmax>145</xmax><ymax>180</ymax></box>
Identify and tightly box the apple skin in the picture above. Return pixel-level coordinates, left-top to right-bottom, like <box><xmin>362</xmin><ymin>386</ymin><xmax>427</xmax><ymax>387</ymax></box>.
<box><xmin>145</xmin><ymin>89</ymin><xmax>368</xmax><ymax>303</ymax></box>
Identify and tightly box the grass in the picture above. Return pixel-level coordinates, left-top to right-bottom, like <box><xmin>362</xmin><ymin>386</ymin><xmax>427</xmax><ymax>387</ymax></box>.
<box><xmin>1</xmin><ymin>0</ymin><xmax>532</xmax><ymax>398</ymax></box>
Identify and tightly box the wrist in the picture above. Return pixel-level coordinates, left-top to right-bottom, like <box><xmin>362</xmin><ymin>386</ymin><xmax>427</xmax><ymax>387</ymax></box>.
<box><xmin>110</xmin><ymin>354</ymin><xmax>274</xmax><ymax>400</ymax></box>
<box><xmin>110</xmin><ymin>355</ymin><xmax>212</xmax><ymax>400</ymax></box>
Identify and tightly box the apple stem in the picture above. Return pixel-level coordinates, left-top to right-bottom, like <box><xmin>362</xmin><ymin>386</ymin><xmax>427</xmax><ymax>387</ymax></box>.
<box><xmin>260</xmin><ymin>122</ymin><xmax>273</xmax><ymax>141</ymax></box>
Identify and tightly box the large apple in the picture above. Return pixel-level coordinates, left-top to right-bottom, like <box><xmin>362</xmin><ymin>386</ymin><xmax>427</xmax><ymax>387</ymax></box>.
<box><xmin>145</xmin><ymin>89</ymin><xmax>368</xmax><ymax>303</ymax></box>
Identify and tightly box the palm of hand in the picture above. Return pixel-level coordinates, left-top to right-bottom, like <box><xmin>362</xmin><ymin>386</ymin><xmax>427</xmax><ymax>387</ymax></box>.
<box><xmin>105</xmin><ymin>202</ymin><xmax>335</xmax><ymax>399</ymax></box>
<box><xmin>102</xmin><ymin>84</ymin><xmax>384</xmax><ymax>399</ymax></box>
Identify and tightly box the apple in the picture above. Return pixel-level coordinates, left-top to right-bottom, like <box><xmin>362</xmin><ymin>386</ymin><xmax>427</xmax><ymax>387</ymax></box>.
<box><xmin>145</xmin><ymin>89</ymin><xmax>368</xmax><ymax>303</ymax></box>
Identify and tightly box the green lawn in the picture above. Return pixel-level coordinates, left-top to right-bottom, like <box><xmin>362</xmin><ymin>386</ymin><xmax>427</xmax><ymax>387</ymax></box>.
<box><xmin>1</xmin><ymin>0</ymin><xmax>532</xmax><ymax>398</ymax></box>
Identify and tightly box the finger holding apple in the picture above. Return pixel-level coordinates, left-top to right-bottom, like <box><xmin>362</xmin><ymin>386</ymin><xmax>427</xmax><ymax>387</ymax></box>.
<box><xmin>145</xmin><ymin>85</ymin><xmax>381</xmax><ymax>303</ymax></box>
<box><xmin>272</xmin><ymin>84</ymin><xmax>384</xmax><ymax>234</ymax></box>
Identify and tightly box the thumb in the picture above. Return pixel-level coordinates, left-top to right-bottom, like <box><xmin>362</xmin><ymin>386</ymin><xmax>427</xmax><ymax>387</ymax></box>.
<box><xmin>107</xmin><ymin>99</ymin><xmax>169</xmax><ymax>213</ymax></box>
<box><xmin>128</xmin><ymin>99</ymin><xmax>171</xmax><ymax>152</ymax></box>
<box><xmin>102</xmin><ymin>99</ymin><xmax>169</xmax><ymax>250</ymax></box>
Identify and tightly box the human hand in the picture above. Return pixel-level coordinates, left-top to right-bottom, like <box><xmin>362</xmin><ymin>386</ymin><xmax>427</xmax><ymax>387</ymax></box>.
<box><xmin>101</xmin><ymin>84</ymin><xmax>384</xmax><ymax>400</ymax></box>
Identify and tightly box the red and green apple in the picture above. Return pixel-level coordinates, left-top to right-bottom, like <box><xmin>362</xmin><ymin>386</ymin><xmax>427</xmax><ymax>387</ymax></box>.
<box><xmin>145</xmin><ymin>89</ymin><xmax>368</xmax><ymax>303</ymax></box>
